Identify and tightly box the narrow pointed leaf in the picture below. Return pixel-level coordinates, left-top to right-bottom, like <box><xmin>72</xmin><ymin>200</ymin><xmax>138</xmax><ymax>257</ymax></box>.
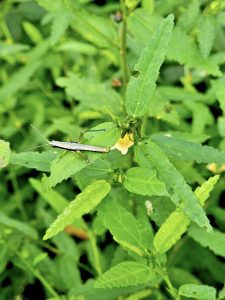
<box><xmin>197</xmin><ymin>15</ymin><xmax>215</xmax><ymax>58</ymax></box>
<box><xmin>188</xmin><ymin>225</ymin><xmax>225</xmax><ymax>258</ymax></box>
<box><xmin>153</xmin><ymin>175</ymin><xmax>219</xmax><ymax>253</ymax></box>
<box><xmin>135</xmin><ymin>140</ymin><xmax>212</xmax><ymax>231</ymax></box>
<box><xmin>125</xmin><ymin>14</ymin><xmax>174</xmax><ymax>117</ymax></box>
<box><xmin>0</xmin><ymin>140</ymin><xmax>11</xmax><ymax>168</ymax></box>
<box><xmin>43</xmin><ymin>180</ymin><xmax>111</xmax><ymax>240</ymax></box>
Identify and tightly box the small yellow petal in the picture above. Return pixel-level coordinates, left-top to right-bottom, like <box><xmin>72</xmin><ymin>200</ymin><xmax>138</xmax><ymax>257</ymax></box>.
<box><xmin>111</xmin><ymin>133</ymin><xmax>134</xmax><ymax>155</ymax></box>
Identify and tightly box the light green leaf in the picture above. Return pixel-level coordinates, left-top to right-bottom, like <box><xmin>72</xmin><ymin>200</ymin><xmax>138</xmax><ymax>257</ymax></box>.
<box><xmin>167</xmin><ymin>27</ymin><xmax>221</xmax><ymax>76</ymax></box>
<box><xmin>42</xmin><ymin>152</ymin><xmax>89</xmax><ymax>190</ymax></box>
<box><xmin>0</xmin><ymin>212</ymin><xmax>38</xmax><ymax>239</ymax></box>
<box><xmin>188</xmin><ymin>225</ymin><xmax>225</xmax><ymax>258</ymax></box>
<box><xmin>123</xmin><ymin>167</ymin><xmax>168</xmax><ymax>196</ymax></box>
<box><xmin>0</xmin><ymin>61</ymin><xmax>41</xmax><ymax>103</ymax></box>
<box><xmin>50</xmin><ymin>2</ymin><xmax>72</xmax><ymax>45</ymax></box>
<box><xmin>56</xmin><ymin>73</ymin><xmax>123</xmax><ymax>114</ymax></box>
<box><xmin>43</xmin><ymin>180</ymin><xmax>111</xmax><ymax>240</ymax></box>
<box><xmin>95</xmin><ymin>261</ymin><xmax>154</xmax><ymax>288</ymax></box>
<box><xmin>151</xmin><ymin>134</ymin><xmax>225</xmax><ymax>164</ymax></box>
<box><xmin>10</xmin><ymin>151</ymin><xmax>56</xmax><ymax>172</ymax></box>
<box><xmin>29</xmin><ymin>178</ymin><xmax>68</xmax><ymax>213</ymax></box>
<box><xmin>211</xmin><ymin>76</ymin><xmax>225</xmax><ymax>114</ymax></box>
<box><xmin>56</xmin><ymin>41</ymin><xmax>97</xmax><ymax>55</ymax></box>
<box><xmin>125</xmin><ymin>14</ymin><xmax>174</xmax><ymax>117</ymax></box>
<box><xmin>177</xmin><ymin>0</ymin><xmax>200</xmax><ymax>32</ymax></box>
<box><xmin>0</xmin><ymin>42</ymin><xmax>29</xmax><ymax>58</ymax></box>
<box><xmin>179</xmin><ymin>284</ymin><xmax>216</xmax><ymax>300</ymax></box>
<box><xmin>98</xmin><ymin>197</ymin><xmax>151</xmax><ymax>257</ymax></box>
<box><xmin>157</xmin><ymin>86</ymin><xmax>212</xmax><ymax>103</ymax></box>
<box><xmin>135</xmin><ymin>140</ymin><xmax>211</xmax><ymax>231</ymax></box>
<box><xmin>69</xmin><ymin>8</ymin><xmax>118</xmax><ymax>56</ymax></box>
<box><xmin>197</xmin><ymin>15</ymin><xmax>215</xmax><ymax>58</ymax></box>
<box><xmin>0</xmin><ymin>140</ymin><xmax>11</xmax><ymax>168</ymax></box>
<box><xmin>22</xmin><ymin>21</ymin><xmax>43</xmax><ymax>44</ymax></box>
<box><xmin>154</xmin><ymin>210</ymin><xmax>190</xmax><ymax>254</ymax></box>
<box><xmin>218</xmin><ymin>117</ymin><xmax>225</xmax><ymax>138</ymax></box>
<box><xmin>154</xmin><ymin>175</ymin><xmax>219</xmax><ymax>253</ymax></box>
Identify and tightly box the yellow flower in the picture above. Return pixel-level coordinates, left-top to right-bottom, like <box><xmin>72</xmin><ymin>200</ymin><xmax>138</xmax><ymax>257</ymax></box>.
<box><xmin>111</xmin><ymin>133</ymin><xmax>134</xmax><ymax>155</ymax></box>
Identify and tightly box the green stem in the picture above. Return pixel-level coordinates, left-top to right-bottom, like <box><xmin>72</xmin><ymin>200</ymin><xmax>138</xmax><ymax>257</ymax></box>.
<box><xmin>120</xmin><ymin>0</ymin><xmax>129</xmax><ymax>88</ymax></box>
<box><xmin>156</xmin><ymin>266</ymin><xmax>179</xmax><ymax>299</ymax></box>
<box><xmin>9</xmin><ymin>245</ymin><xmax>59</xmax><ymax>298</ymax></box>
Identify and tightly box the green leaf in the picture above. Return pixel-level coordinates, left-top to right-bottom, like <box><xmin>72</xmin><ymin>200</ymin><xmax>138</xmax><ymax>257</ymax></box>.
<box><xmin>211</xmin><ymin>76</ymin><xmax>225</xmax><ymax>114</ymax></box>
<box><xmin>98</xmin><ymin>197</ymin><xmax>151</xmax><ymax>257</ymax></box>
<box><xmin>0</xmin><ymin>212</ymin><xmax>38</xmax><ymax>239</ymax></box>
<box><xmin>157</xmin><ymin>86</ymin><xmax>212</xmax><ymax>103</ymax></box>
<box><xmin>22</xmin><ymin>21</ymin><xmax>43</xmax><ymax>44</ymax></box>
<box><xmin>43</xmin><ymin>180</ymin><xmax>111</xmax><ymax>240</ymax></box>
<box><xmin>0</xmin><ymin>61</ymin><xmax>41</xmax><ymax>103</ymax></box>
<box><xmin>42</xmin><ymin>152</ymin><xmax>89</xmax><ymax>190</ymax></box>
<box><xmin>0</xmin><ymin>42</ymin><xmax>29</xmax><ymax>58</ymax></box>
<box><xmin>179</xmin><ymin>284</ymin><xmax>216</xmax><ymax>300</ymax></box>
<box><xmin>123</xmin><ymin>167</ymin><xmax>168</xmax><ymax>196</ymax></box>
<box><xmin>50</xmin><ymin>2</ymin><xmax>72</xmax><ymax>45</ymax></box>
<box><xmin>94</xmin><ymin>261</ymin><xmax>154</xmax><ymax>288</ymax></box>
<box><xmin>56</xmin><ymin>41</ymin><xmax>97</xmax><ymax>55</ymax></box>
<box><xmin>56</xmin><ymin>73</ymin><xmax>123</xmax><ymax>114</ymax></box>
<box><xmin>10</xmin><ymin>151</ymin><xmax>56</xmax><ymax>172</ymax></box>
<box><xmin>135</xmin><ymin>140</ymin><xmax>212</xmax><ymax>231</ymax></box>
<box><xmin>188</xmin><ymin>225</ymin><xmax>225</xmax><ymax>258</ymax></box>
<box><xmin>153</xmin><ymin>175</ymin><xmax>219</xmax><ymax>253</ymax></box>
<box><xmin>69</xmin><ymin>8</ymin><xmax>118</xmax><ymax>56</ymax></box>
<box><xmin>0</xmin><ymin>140</ymin><xmax>11</xmax><ymax>168</ymax></box>
<box><xmin>177</xmin><ymin>0</ymin><xmax>200</xmax><ymax>32</ymax></box>
<box><xmin>125</xmin><ymin>14</ymin><xmax>174</xmax><ymax>117</ymax></box>
<box><xmin>151</xmin><ymin>134</ymin><xmax>225</xmax><ymax>164</ymax></box>
<box><xmin>29</xmin><ymin>178</ymin><xmax>68</xmax><ymax>213</ymax></box>
<box><xmin>197</xmin><ymin>15</ymin><xmax>215</xmax><ymax>58</ymax></box>
<box><xmin>154</xmin><ymin>210</ymin><xmax>190</xmax><ymax>254</ymax></box>
<box><xmin>167</xmin><ymin>27</ymin><xmax>221</xmax><ymax>76</ymax></box>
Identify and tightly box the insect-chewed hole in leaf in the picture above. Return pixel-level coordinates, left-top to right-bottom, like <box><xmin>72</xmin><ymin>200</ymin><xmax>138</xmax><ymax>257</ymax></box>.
<box><xmin>132</xmin><ymin>70</ymin><xmax>140</xmax><ymax>78</ymax></box>
<box><xmin>23</xmin><ymin>279</ymin><xmax>45</xmax><ymax>299</ymax></box>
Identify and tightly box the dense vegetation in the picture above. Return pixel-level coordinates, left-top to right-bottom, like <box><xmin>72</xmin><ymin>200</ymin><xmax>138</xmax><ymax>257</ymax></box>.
<box><xmin>1</xmin><ymin>0</ymin><xmax>225</xmax><ymax>299</ymax></box>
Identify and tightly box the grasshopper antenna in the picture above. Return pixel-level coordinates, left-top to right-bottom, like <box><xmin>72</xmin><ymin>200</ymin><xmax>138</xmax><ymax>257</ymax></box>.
<box><xmin>31</xmin><ymin>123</ymin><xmax>49</xmax><ymax>143</ymax></box>
<box><xmin>23</xmin><ymin>124</ymin><xmax>50</xmax><ymax>152</ymax></box>
<box><xmin>23</xmin><ymin>143</ymin><xmax>50</xmax><ymax>152</ymax></box>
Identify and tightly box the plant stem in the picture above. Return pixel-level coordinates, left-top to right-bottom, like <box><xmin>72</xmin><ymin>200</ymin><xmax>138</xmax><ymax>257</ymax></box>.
<box><xmin>120</xmin><ymin>0</ymin><xmax>129</xmax><ymax>88</ymax></box>
<box><xmin>156</xmin><ymin>266</ymin><xmax>179</xmax><ymax>299</ymax></box>
<box><xmin>10</xmin><ymin>245</ymin><xmax>59</xmax><ymax>298</ymax></box>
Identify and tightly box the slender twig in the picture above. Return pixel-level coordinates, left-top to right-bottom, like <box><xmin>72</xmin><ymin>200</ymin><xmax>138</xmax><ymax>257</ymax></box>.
<box><xmin>120</xmin><ymin>0</ymin><xmax>129</xmax><ymax>87</ymax></box>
